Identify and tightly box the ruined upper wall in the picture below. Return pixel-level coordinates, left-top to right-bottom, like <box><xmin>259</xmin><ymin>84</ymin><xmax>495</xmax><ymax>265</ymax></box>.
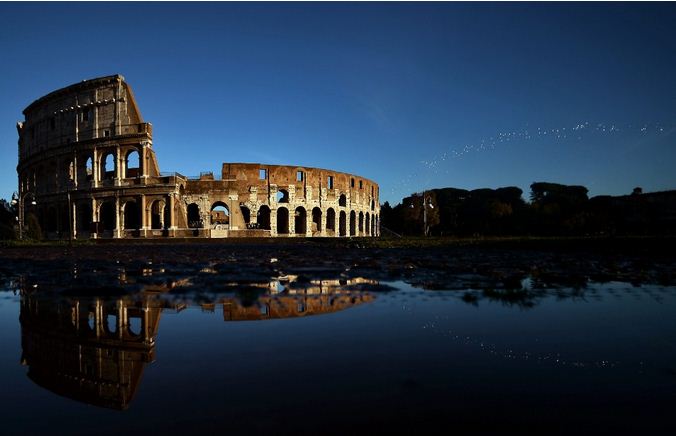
<box><xmin>221</xmin><ymin>163</ymin><xmax>379</xmax><ymax>203</ymax></box>
<box><xmin>17</xmin><ymin>75</ymin><xmax>148</xmax><ymax>162</ymax></box>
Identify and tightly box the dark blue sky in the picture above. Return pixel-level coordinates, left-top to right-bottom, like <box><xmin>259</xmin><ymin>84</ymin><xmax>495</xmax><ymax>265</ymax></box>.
<box><xmin>1</xmin><ymin>2</ymin><xmax>675</xmax><ymax>203</ymax></box>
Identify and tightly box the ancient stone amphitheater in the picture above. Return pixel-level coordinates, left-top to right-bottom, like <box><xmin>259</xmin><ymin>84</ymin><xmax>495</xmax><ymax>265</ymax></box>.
<box><xmin>16</xmin><ymin>75</ymin><xmax>380</xmax><ymax>239</ymax></box>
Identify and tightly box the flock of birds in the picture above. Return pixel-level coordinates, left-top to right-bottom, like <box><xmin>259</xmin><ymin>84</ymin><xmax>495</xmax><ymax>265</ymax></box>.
<box><xmin>386</xmin><ymin>121</ymin><xmax>671</xmax><ymax>200</ymax></box>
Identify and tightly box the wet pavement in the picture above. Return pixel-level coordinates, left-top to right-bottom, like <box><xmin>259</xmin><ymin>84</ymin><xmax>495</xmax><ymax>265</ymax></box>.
<box><xmin>0</xmin><ymin>239</ymin><xmax>675</xmax><ymax>434</ymax></box>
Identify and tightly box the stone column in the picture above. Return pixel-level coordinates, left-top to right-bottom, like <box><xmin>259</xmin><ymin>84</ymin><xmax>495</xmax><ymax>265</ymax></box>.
<box><xmin>306</xmin><ymin>211</ymin><xmax>313</xmax><ymax>237</ymax></box>
<box><xmin>91</xmin><ymin>197</ymin><xmax>98</xmax><ymax>239</ymax></box>
<box><xmin>92</xmin><ymin>147</ymin><xmax>99</xmax><ymax>188</ymax></box>
<box><xmin>320</xmin><ymin>209</ymin><xmax>327</xmax><ymax>237</ymax></box>
<box><xmin>114</xmin><ymin>197</ymin><xmax>121</xmax><ymax>238</ymax></box>
<box><xmin>140</xmin><ymin>195</ymin><xmax>148</xmax><ymax>237</ymax></box>
<box><xmin>169</xmin><ymin>194</ymin><xmax>176</xmax><ymax>236</ymax></box>
<box><xmin>72</xmin><ymin>201</ymin><xmax>77</xmax><ymax>240</ymax></box>
<box><xmin>115</xmin><ymin>147</ymin><xmax>122</xmax><ymax>185</ymax></box>
<box><xmin>289</xmin><ymin>208</ymin><xmax>295</xmax><ymax>235</ymax></box>
<box><xmin>270</xmin><ymin>209</ymin><xmax>277</xmax><ymax>237</ymax></box>
<box><xmin>141</xmin><ymin>145</ymin><xmax>148</xmax><ymax>178</ymax></box>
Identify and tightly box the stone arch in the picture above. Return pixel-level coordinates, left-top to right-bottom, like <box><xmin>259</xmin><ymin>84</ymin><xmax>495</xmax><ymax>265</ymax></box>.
<box><xmin>358</xmin><ymin>211</ymin><xmax>364</xmax><ymax>235</ymax></box>
<box><xmin>99</xmin><ymin>201</ymin><xmax>116</xmax><ymax>231</ymax></box>
<box><xmin>350</xmin><ymin>210</ymin><xmax>356</xmax><ymax>236</ymax></box>
<box><xmin>312</xmin><ymin>207</ymin><xmax>322</xmax><ymax>233</ymax></box>
<box><xmin>48</xmin><ymin>161</ymin><xmax>58</xmax><ymax>192</ymax></box>
<box><xmin>277</xmin><ymin>207</ymin><xmax>289</xmax><ymax>234</ymax></box>
<box><xmin>371</xmin><ymin>199</ymin><xmax>375</xmax><ymax>211</ymax></box>
<box><xmin>295</xmin><ymin>206</ymin><xmax>307</xmax><ymax>235</ymax></box>
<box><xmin>326</xmin><ymin>208</ymin><xmax>336</xmax><ymax>233</ymax></box>
<box><xmin>366</xmin><ymin>212</ymin><xmax>371</xmax><ymax>236</ymax></box>
<box><xmin>83</xmin><ymin>155</ymin><xmax>93</xmax><ymax>182</ymax></box>
<box><xmin>101</xmin><ymin>152</ymin><xmax>116</xmax><ymax>180</ymax></box>
<box><xmin>339</xmin><ymin>194</ymin><xmax>347</xmax><ymax>207</ymax></box>
<box><xmin>46</xmin><ymin>206</ymin><xmax>58</xmax><ymax>233</ymax></box>
<box><xmin>257</xmin><ymin>205</ymin><xmax>271</xmax><ymax>230</ymax></box>
<box><xmin>339</xmin><ymin>211</ymin><xmax>346</xmax><ymax>236</ymax></box>
<box><xmin>125</xmin><ymin>149</ymin><xmax>140</xmax><ymax>178</ymax></box>
<box><xmin>240</xmin><ymin>204</ymin><xmax>251</xmax><ymax>225</ymax></box>
<box><xmin>123</xmin><ymin>200</ymin><xmax>140</xmax><ymax>230</ymax></box>
<box><xmin>150</xmin><ymin>200</ymin><xmax>164</xmax><ymax>230</ymax></box>
<box><xmin>210</xmin><ymin>201</ymin><xmax>229</xmax><ymax>228</ymax></box>
<box><xmin>187</xmin><ymin>203</ymin><xmax>201</xmax><ymax>228</ymax></box>
<box><xmin>77</xmin><ymin>202</ymin><xmax>92</xmax><ymax>232</ymax></box>
<box><xmin>277</xmin><ymin>189</ymin><xmax>289</xmax><ymax>203</ymax></box>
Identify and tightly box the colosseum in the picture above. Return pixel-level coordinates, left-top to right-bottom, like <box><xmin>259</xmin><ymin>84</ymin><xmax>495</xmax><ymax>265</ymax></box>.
<box><xmin>16</xmin><ymin>75</ymin><xmax>380</xmax><ymax>239</ymax></box>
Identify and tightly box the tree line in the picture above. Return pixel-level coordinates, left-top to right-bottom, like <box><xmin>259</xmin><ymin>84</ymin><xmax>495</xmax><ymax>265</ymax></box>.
<box><xmin>380</xmin><ymin>183</ymin><xmax>676</xmax><ymax>237</ymax></box>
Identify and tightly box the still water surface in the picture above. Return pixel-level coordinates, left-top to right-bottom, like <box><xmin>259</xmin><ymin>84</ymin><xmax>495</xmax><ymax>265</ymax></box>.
<box><xmin>0</xmin><ymin>274</ymin><xmax>674</xmax><ymax>434</ymax></box>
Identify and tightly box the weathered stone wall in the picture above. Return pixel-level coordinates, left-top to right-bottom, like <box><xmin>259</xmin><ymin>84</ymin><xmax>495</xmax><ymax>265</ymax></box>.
<box><xmin>16</xmin><ymin>75</ymin><xmax>380</xmax><ymax>239</ymax></box>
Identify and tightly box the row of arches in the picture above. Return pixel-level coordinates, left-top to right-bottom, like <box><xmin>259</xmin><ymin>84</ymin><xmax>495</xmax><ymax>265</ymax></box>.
<box><xmin>186</xmin><ymin>201</ymin><xmax>379</xmax><ymax>237</ymax></box>
<box><xmin>18</xmin><ymin>148</ymin><xmax>142</xmax><ymax>196</ymax></box>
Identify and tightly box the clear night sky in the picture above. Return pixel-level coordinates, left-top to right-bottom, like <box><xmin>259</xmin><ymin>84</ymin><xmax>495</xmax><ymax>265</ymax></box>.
<box><xmin>1</xmin><ymin>2</ymin><xmax>675</xmax><ymax>204</ymax></box>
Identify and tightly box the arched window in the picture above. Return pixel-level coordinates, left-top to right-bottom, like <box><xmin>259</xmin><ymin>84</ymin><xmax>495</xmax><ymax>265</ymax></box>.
<box><xmin>312</xmin><ymin>207</ymin><xmax>322</xmax><ymax>233</ymax></box>
<box><xmin>102</xmin><ymin>153</ymin><xmax>115</xmax><ymax>180</ymax></box>
<box><xmin>151</xmin><ymin>200</ymin><xmax>164</xmax><ymax>230</ymax></box>
<box><xmin>350</xmin><ymin>211</ymin><xmax>356</xmax><ymax>236</ymax></box>
<box><xmin>339</xmin><ymin>211</ymin><xmax>347</xmax><ymax>237</ymax></box>
<box><xmin>295</xmin><ymin>207</ymin><xmax>307</xmax><ymax>235</ymax></box>
<box><xmin>326</xmin><ymin>208</ymin><xmax>336</xmax><ymax>233</ymax></box>
<box><xmin>240</xmin><ymin>205</ymin><xmax>251</xmax><ymax>225</ymax></box>
<box><xmin>125</xmin><ymin>150</ymin><xmax>140</xmax><ymax>178</ymax></box>
<box><xmin>123</xmin><ymin>201</ymin><xmax>140</xmax><ymax>230</ymax></box>
<box><xmin>365</xmin><ymin>213</ymin><xmax>371</xmax><ymax>236</ymax></box>
<box><xmin>276</xmin><ymin>189</ymin><xmax>289</xmax><ymax>203</ymax></box>
<box><xmin>257</xmin><ymin>205</ymin><xmax>271</xmax><ymax>230</ymax></box>
<box><xmin>187</xmin><ymin>203</ymin><xmax>201</xmax><ymax>228</ymax></box>
<box><xmin>277</xmin><ymin>207</ymin><xmax>289</xmax><ymax>234</ymax></box>
<box><xmin>100</xmin><ymin>202</ymin><xmax>116</xmax><ymax>231</ymax></box>
<box><xmin>77</xmin><ymin>202</ymin><xmax>93</xmax><ymax>232</ymax></box>
<box><xmin>339</xmin><ymin>194</ymin><xmax>347</xmax><ymax>207</ymax></box>
<box><xmin>358</xmin><ymin>211</ymin><xmax>364</xmax><ymax>234</ymax></box>
<box><xmin>210</xmin><ymin>202</ymin><xmax>229</xmax><ymax>228</ymax></box>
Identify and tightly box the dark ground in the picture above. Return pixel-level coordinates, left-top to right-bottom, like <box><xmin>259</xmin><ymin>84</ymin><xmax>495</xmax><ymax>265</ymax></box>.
<box><xmin>1</xmin><ymin>237</ymin><xmax>675</xmax><ymax>300</ymax></box>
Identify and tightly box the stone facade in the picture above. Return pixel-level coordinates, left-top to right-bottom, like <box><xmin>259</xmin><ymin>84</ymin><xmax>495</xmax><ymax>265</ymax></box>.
<box><xmin>16</xmin><ymin>75</ymin><xmax>380</xmax><ymax>239</ymax></box>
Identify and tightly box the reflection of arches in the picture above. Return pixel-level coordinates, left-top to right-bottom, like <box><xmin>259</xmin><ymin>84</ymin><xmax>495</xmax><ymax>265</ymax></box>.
<box><xmin>358</xmin><ymin>211</ymin><xmax>364</xmax><ymax>234</ymax></box>
<box><xmin>339</xmin><ymin>194</ymin><xmax>347</xmax><ymax>207</ymax></box>
<box><xmin>128</xmin><ymin>317</ymin><xmax>142</xmax><ymax>337</ymax></box>
<box><xmin>366</xmin><ymin>213</ymin><xmax>370</xmax><ymax>236</ymax></box>
<box><xmin>100</xmin><ymin>202</ymin><xmax>116</xmax><ymax>231</ymax></box>
<box><xmin>277</xmin><ymin>207</ymin><xmax>289</xmax><ymax>234</ymax></box>
<box><xmin>295</xmin><ymin>207</ymin><xmax>307</xmax><ymax>235</ymax></box>
<box><xmin>210</xmin><ymin>202</ymin><xmax>229</xmax><ymax>227</ymax></box>
<box><xmin>326</xmin><ymin>208</ymin><xmax>336</xmax><ymax>232</ymax></box>
<box><xmin>350</xmin><ymin>211</ymin><xmax>356</xmax><ymax>236</ymax></box>
<box><xmin>187</xmin><ymin>203</ymin><xmax>201</xmax><ymax>228</ymax></box>
<box><xmin>312</xmin><ymin>207</ymin><xmax>322</xmax><ymax>233</ymax></box>
<box><xmin>276</xmin><ymin>189</ymin><xmax>289</xmax><ymax>203</ymax></box>
<box><xmin>125</xmin><ymin>150</ymin><xmax>140</xmax><ymax>178</ymax></box>
<box><xmin>257</xmin><ymin>205</ymin><xmax>271</xmax><ymax>230</ymax></box>
<box><xmin>123</xmin><ymin>201</ymin><xmax>140</xmax><ymax>230</ymax></box>
<box><xmin>339</xmin><ymin>211</ymin><xmax>346</xmax><ymax>236</ymax></box>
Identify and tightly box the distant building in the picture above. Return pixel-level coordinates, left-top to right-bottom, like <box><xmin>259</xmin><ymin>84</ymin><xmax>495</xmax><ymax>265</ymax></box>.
<box><xmin>16</xmin><ymin>75</ymin><xmax>380</xmax><ymax>239</ymax></box>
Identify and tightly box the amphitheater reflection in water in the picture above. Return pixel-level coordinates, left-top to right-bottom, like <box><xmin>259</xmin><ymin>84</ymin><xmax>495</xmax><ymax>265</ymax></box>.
<box><xmin>18</xmin><ymin>278</ymin><xmax>375</xmax><ymax>410</ymax></box>
<box><xmin>4</xmin><ymin>269</ymin><xmax>676</xmax><ymax>434</ymax></box>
